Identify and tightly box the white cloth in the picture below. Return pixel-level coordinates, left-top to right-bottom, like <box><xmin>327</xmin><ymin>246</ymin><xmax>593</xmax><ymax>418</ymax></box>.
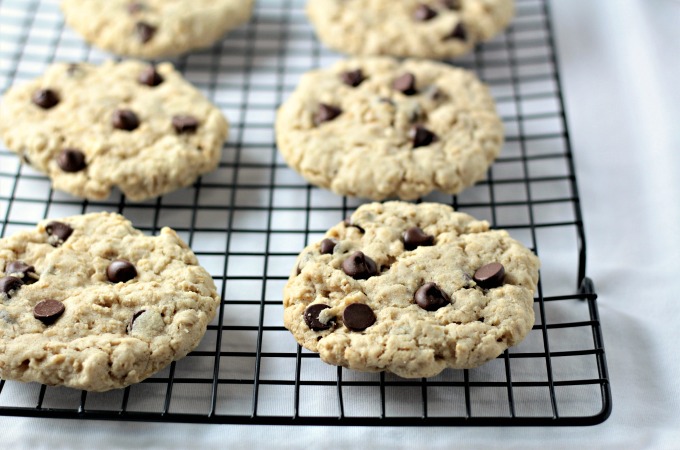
<box><xmin>3</xmin><ymin>0</ymin><xmax>680</xmax><ymax>448</ymax></box>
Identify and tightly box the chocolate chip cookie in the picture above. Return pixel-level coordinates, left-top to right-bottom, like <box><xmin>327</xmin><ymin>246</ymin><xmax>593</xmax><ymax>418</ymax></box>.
<box><xmin>0</xmin><ymin>60</ymin><xmax>228</xmax><ymax>201</ymax></box>
<box><xmin>0</xmin><ymin>212</ymin><xmax>220</xmax><ymax>392</ymax></box>
<box><xmin>275</xmin><ymin>57</ymin><xmax>503</xmax><ymax>200</ymax></box>
<box><xmin>61</xmin><ymin>0</ymin><xmax>254</xmax><ymax>58</ymax></box>
<box><xmin>284</xmin><ymin>202</ymin><xmax>539</xmax><ymax>378</ymax></box>
<box><xmin>307</xmin><ymin>0</ymin><xmax>514</xmax><ymax>59</ymax></box>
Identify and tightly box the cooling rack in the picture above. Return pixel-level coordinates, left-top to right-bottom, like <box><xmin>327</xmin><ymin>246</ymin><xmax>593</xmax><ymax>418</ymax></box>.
<box><xmin>0</xmin><ymin>0</ymin><xmax>611</xmax><ymax>425</ymax></box>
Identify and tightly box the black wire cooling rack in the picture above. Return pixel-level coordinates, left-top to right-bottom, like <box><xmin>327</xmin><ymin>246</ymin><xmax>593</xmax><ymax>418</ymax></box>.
<box><xmin>0</xmin><ymin>0</ymin><xmax>611</xmax><ymax>426</ymax></box>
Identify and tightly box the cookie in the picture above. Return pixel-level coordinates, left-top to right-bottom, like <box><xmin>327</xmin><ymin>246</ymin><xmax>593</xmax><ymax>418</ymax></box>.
<box><xmin>0</xmin><ymin>212</ymin><xmax>220</xmax><ymax>392</ymax></box>
<box><xmin>307</xmin><ymin>0</ymin><xmax>514</xmax><ymax>59</ymax></box>
<box><xmin>283</xmin><ymin>202</ymin><xmax>539</xmax><ymax>378</ymax></box>
<box><xmin>61</xmin><ymin>0</ymin><xmax>254</xmax><ymax>58</ymax></box>
<box><xmin>0</xmin><ymin>60</ymin><xmax>228</xmax><ymax>201</ymax></box>
<box><xmin>275</xmin><ymin>57</ymin><xmax>503</xmax><ymax>200</ymax></box>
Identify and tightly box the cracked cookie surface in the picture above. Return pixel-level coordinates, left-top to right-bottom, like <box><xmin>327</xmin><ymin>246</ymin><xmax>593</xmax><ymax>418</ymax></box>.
<box><xmin>61</xmin><ymin>0</ymin><xmax>254</xmax><ymax>58</ymax></box>
<box><xmin>283</xmin><ymin>202</ymin><xmax>539</xmax><ymax>378</ymax></box>
<box><xmin>307</xmin><ymin>0</ymin><xmax>514</xmax><ymax>59</ymax></box>
<box><xmin>0</xmin><ymin>60</ymin><xmax>228</xmax><ymax>201</ymax></box>
<box><xmin>0</xmin><ymin>212</ymin><xmax>220</xmax><ymax>391</ymax></box>
<box><xmin>275</xmin><ymin>57</ymin><xmax>503</xmax><ymax>200</ymax></box>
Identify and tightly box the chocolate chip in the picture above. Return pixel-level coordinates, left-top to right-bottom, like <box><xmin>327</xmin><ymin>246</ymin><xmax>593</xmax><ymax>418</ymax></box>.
<box><xmin>56</xmin><ymin>148</ymin><xmax>87</xmax><ymax>173</ymax></box>
<box><xmin>343</xmin><ymin>217</ymin><xmax>365</xmax><ymax>234</ymax></box>
<box><xmin>342</xmin><ymin>251</ymin><xmax>378</xmax><ymax>280</ymax></box>
<box><xmin>6</xmin><ymin>261</ymin><xmax>37</xmax><ymax>284</ymax></box>
<box><xmin>107</xmin><ymin>260</ymin><xmax>137</xmax><ymax>283</ymax></box>
<box><xmin>403</xmin><ymin>226</ymin><xmax>435</xmax><ymax>250</ymax></box>
<box><xmin>342</xmin><ymin>303</ymin><xmax>376</xmax><ymax>331</ymax></box>
<box><xmin>446</xmin><ymin>22</ymin><xmax>467</xmax><ymax>40</ymax></box>
<box><xmin>304</xmin><ymin>304</ymin><xmax>334</xmax><ymax>331</ymax></box>
<box><xmin>340</xmin><ymin>69</ymin><xmax>365</xmax><ymax>87</ymax></box>
<box><xmin>473</xmin><ymin>262</ymin><xmax>505</xmax><ymax>289</ymax></box>
<box><xmin>127</xmin><ymin>2</ymin><xmax>145</xmax><ymax>14</ymax></box>
<box><xmin>393</xmin><ymin>73</ymin><xmax>417</xmax><ymax>95</ymax></box>
<box><xmin>414</xmin><ymin>282</ymin><xmax>451</xmax><ymax>311</ymax></box>
<box><xmin>315</xmin><ymin>103</ymin><xmax>342</xmax><ymax>125</ymax></box>
<box><xmin>112</xmin><ymin>109</ymin><xmax>140</xmax><ymax>131</ymax></box>
<box><xmin>138</xmin><ymin>65</ymin><xmax>164</xmax><ymax>87</ymax></box>
<box><xmin>410</xmin><ymin>125</ymin><xmax>437</xmax><ymax>148</ymax></box>
<box><xmin>172</xmin><ymin>115</ymin><xmax>199</xmax><ymax>134</ymax></box>
<box><xmin>135</xmin><ymin>21</ymin><xmax>156</xmax><ymax>43</ymax></box>
<box><xmin>441</xmin><ymin>0</ymin><xmax>462</xmax><ymax>9</ymax></box>
<box><xmin>33</xmin><ymin>299</ymin><xmax>65</xmax><ymax>324</ymax></box>
<box><xmin>0</xmin><ymin>276</ymin><xmax>23</xmax><ymax>298</ymax></box>
<box><xmin>320</xmin><ymin>238</ymin><xmax>337</xmax><ymax>255</ymax></box>
<box><xmin>127</xmin><ymin>309</ymin><xmax>146</xmax><ymax>333</ymax></box>
<box><xmin>32</xmin><ymin>89</ymin><xmax>60</xmax><ymax>109</ymax></box>
<box><xmin>414</xmin><ymin>4</ymin><xmax>437</xmax><ymax>21</ymax></box>
<box><xmin>46</xmin><ymin>221</ymin><xmax>74</xmax><ymax>246</ymax></box>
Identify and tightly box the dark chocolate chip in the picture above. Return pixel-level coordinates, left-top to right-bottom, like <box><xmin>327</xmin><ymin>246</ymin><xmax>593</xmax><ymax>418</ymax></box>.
<box><xmin>441</xmin><ymin>0</ymin><xmax>462</xmax><ymax>10</ymax></box>
<box><xmin>172</xmin><ymin>115</ymin><xmax>199</xmax><ymax>134</ymax></box>
<box><xmin>315</xmin><ymin>103</ymin><xmax>342</xmax><ymax>125</ymax></box>
<box><xmin>32</xmin><ymin>89</ymin><xmax>60</xmax><ymax>109</ymax></box>
<box><xmin>414</xmin><ymin>282</ymin><xmax>451</xmax><ymax>311</ymax></box>
<box><xmin>340</xmin><ymin>69</ymin><xmax>365</xmax><ymax>87</ymax></box>
<box><xmin>403</xmin><ymin>226</ymin><xmax>434</xmax><ymax>250</ymax></box>
<box><xmin>46</xmin><ymin>221</ymin><xmax>74</xmax><ymax>246</ymax></box>
<box><xmin>341</xmin><ymin>251</ymin><xmax>378</xmax><ymax>280</ymax></box>
<box><xmin>446</xmin><ymin>22</ymin><xmax>467</xmax><ymax>40</ymax></box>
<box><xmin>112</xmin><ymin>109</ymin><xmax>140</xmax><ymax>131</ymax></box>
<box><xmin>33</xmin><ymin>299</ymin><xmax>65</xmax><ymax>324</ymax></box>
<box><xmin>342</xmin><ymin>303</ymin><xmax>376</xmax><ymax>331</ymax></box>
<box><xmin>0</xmin><ymin>276</ymin><xmax>23</xmax><ymax>298</ymax></box>
<box><xmin>473</xmin><ymin>262</ymin><xmax>505</xmax><ymax>289</ymax></box>
<box><xmin>393</xmin><ymin>73</ymin><xmax>417</xmax><ymax>95</ymax></box>
<box><xmin>304</xmin><ymin>304</ymin><xmax>334</xmax><ymax>331</ymax></box>
<box><xmin>138</xmin><ymin>65</ymin><xmax>164</xmax><ymax>87</ymax></box>
<box><xmin>343</xmin><ymin>217</ymin><xmax>365</xmax><ymax>233</ymax></box>
<box><xmin>127</xmin><ymin>2</ymin><xmax>145</xmax><ymax>14</ymax></box>
<box><xmin>6</xmin><ymin>261</ymin><xmax>37</xmax><ymax>284</ymax></box>
<box><xmin>135</xmin><ymin>21</ymin><xmax>156</xmax><ymax>43</ymax></box>
<box><xmin>410</xmin><ymin>125</ymin><xmax>437</xmax><ymax>148</ymax></box>
<box><xmin>320</xmin><ymin>238</ymin><xmax>337</xmax><ymax>255</ymax></box>
<box><xmin>56</xmin><ymin>148</ymin><xmax>87</xmax><ymax>173</ymax></box>
<box><xmin>127</xmin><ymin>309</ymin><xmax>146</xmax><ymax>333</ymax></box>
<box><xmin>107</xmin><ymin>260</ymin><xmax>138</xmax><ymax>283</ymax></box>
<box><xmin>414</xmin><ymin>4</ymin><xmax>438</xmax><ymax>21</ymax></box>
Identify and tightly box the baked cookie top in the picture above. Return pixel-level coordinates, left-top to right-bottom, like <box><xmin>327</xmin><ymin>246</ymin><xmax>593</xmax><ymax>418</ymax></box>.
<box><xmin>283</xmin><ymin>202</ymin><xmax>539</xmax><ymax>378</ymax></box>
<box><xmin>0</xmin><ymin>60</ymin><xmax>228</xmax><ymax>201</ymax></box>
<box><xmin>0</xmin><ymin>212</ymin><xmax>220</xmax><ymax>392</ymax></box>
<box><xmin>307</xmin><ymin>0</ymin><xmax>515</xmax><ymax>59</ymax></box>
<box><xmin>275</xmin><ymin>57</ymin><xmax>503</xmax><ymax>200</ymax></box>
<box><xmin>61</xmin><ymin>0</ymin><xmax>254</xmax><ymax>58</ymax></box>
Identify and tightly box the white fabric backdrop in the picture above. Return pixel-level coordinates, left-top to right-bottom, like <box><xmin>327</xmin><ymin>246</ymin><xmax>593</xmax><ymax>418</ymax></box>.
<box><xmin>4</xmin><ymin>0</ymin><xmax>680</xmax><ymax>448</ymax></box>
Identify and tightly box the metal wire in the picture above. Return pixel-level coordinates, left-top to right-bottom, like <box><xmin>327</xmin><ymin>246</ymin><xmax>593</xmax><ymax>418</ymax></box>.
<box><xmin>0</xmin><ymin>0</ymin><xmax>611</xmax><ymax>425</ymax></box>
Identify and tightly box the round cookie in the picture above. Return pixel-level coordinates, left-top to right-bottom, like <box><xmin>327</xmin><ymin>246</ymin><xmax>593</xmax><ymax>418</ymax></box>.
<box><xmin>0</xmin><ymin>60</ymin><xmax>228</xmax><ymax>201</ymax></box>
<box><xmin>61</xmin><ymin>0</ymin><xmax>254</xmax><ymax>58</ymax></box>
<box><xmin>275</xmin><ymin>57</ymin><xmax>503</xmax><ymax>200</ymax></box>
<box><xmin>307</xmin><ymin>0</ymin><xmax>514</xmax><ymax>59</ymax></box>
<box><xmin>283</xmin><ymin>202</ymin><xmax>539</xmax><ymax>378</ymax></box>
<box><xmin>0</xmin><ymin>212</ymin><xmax>220</xmax><ymax>392</ymax></box>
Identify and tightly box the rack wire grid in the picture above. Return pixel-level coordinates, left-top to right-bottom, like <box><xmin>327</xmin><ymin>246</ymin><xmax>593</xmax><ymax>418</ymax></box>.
<box><xmin>0</xmin><ymin>0</ymin><xmax>611</xmax><ymax>426</ymax></box>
